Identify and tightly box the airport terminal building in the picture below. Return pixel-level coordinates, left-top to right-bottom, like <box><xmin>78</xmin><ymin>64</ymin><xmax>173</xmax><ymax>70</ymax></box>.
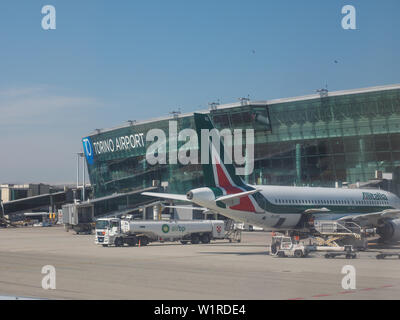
<box><xmin>82</xmin><ymin>84</ymin><xmax>400</xmax><ymax>213</ymax></box>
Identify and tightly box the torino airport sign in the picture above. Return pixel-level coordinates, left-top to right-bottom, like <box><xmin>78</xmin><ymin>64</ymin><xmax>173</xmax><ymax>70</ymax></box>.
<box><xmin>93</xmin><ymin>134</ymin><xmax>145</xmax><ymax>155</ymax></box>
<box><xmin>82</xmin><ymin>121</ymin><xmax>255</xmax><ymax>175</ymax></box>
<box><xmin>82</xmin><ymin>133</ymin><xmax>146</xmax><ymax>164</ymax></box>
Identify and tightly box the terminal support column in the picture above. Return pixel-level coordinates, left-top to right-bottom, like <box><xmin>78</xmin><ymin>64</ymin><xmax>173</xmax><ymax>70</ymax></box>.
<box><xmin>82</xmin><ymin>157</ymin><xmax>86</xmax><ymax>202</ymax></box>
<box><xmin>296</xmin><ymin>143</ymin><xmax>302</xmax><ymax>184</ymax></box>
<box><xmin>359</xmin><ymin>137</ymin><xmax>366</xmax><ymax>181</ymax></box>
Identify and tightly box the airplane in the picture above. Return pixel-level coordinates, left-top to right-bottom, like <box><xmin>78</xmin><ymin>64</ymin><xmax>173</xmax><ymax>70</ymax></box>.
<box><xmin>143</xmin><ymin>113</ymin><xmax>400</xmax><ymax>243</ymax></box>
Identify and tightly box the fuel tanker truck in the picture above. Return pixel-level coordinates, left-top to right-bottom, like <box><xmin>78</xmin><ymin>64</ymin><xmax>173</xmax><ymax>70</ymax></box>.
<box><xmin>95</xmin><ymin>218</ymin><xmax>227</xmax><ymax>247</ymax></box>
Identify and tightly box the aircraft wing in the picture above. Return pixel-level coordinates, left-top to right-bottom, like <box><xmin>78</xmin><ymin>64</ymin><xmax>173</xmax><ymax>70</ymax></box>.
<box><xmin>142</xmin><ymin>192</ymin><xmax>191</xmax><ymax>202</ymax></box>
<box><xmin>338</xmin><ymin>209</ymin><xmax>400</xmax><ymax>225</ymax></box>
<box><xmin>143</xmin><ymin>189</ymin><xmax>261</xmax><ymax>206</ymax></box>
<box><xmin>162</xmin><ymin>205</ymin><xmax>208</xmax><ymax>211</ymax></box>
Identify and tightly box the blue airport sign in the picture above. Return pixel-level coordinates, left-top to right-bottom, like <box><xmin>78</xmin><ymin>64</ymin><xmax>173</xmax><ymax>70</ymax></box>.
<box><xmin>82</xmin><ymin>137</ymin><xmax>94</xmax><ymax>165</ymax></box>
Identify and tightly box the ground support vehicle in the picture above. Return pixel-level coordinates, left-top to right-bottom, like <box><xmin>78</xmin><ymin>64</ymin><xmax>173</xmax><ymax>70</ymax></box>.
<box><xmin>376</xmin><ymin>252</ymin><xmax>400</xmax><ymax>259</ymax></box>
<box><xmin>269</xmin><ymin>235</ymin><xmax>310</xmax><ymax>258</ymax></box>
<box><xmin>95</xmin><ymin>218</ymin><xmax>229</xmax><ymax>247</ymax></box>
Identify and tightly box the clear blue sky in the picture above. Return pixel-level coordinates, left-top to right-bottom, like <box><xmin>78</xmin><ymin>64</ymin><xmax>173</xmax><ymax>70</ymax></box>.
<box><xmin>0</xmin><ymin>0</ymin><xmax>399</xmax><ymax>183</ymax></box>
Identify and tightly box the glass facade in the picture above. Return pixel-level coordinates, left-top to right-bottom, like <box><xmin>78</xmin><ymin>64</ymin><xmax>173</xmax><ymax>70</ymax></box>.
<box><xmin>84</xmin><ymin>86</ymin><xmax>400</xmax><ymax>200</ymax></box>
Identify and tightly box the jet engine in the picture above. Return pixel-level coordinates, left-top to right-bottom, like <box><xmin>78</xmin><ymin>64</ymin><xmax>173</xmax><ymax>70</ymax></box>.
<box><xmin>186</xmin><ymin>188</ymin><xmax>216</xmax><ymax>206</ymax></box>
<box><xmin>377</xmin><ymin>219</ymin><xmax>400</xmax><ymax>242</ymax></box>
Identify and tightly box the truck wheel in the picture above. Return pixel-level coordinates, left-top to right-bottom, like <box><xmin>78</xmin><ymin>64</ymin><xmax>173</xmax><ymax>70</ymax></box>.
<box><xmin>200</xmin><ymin>234</ymin><xmax>210</xmax><ymax>244</ymax></box>
<box><xmin>140</xmin><ymin>237</ymin><xmax>149</xmax><ymax>246</ymax></box>
<box><xmin>277</xmin><ymin>251</ymin><xmax>285</xmax><ymax>258</ymax></box>
<box><xmin>294</xmin><ymin>250</ymin><xmax>303</xmax><ymax>258</ymax></box>
<box><xmin>127</xmin><ymin>237</ymin><xmax>137</xmax><ymax>247</ymax></box>
<box><xmin>191</xmin><ymin>235</ymin><xmax>200</xmax><ymax>244</ymax></box>
<box><xmin>102</xmin><ymin>244</ymin><xmax>108</xmax><ymax>247</ymax></box>
<box><xmin>115</xmin><ymin>237</ymin><xmax>123</xmax><ymax>247</ymax></box>
<box><xmin>180</xmin><ymin>241</ymin><xmax>189</xmax><ymax>245</ymax></box>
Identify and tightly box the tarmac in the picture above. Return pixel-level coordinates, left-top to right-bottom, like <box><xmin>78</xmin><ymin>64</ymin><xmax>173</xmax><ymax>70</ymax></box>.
<box><xmin>0</xmin><ymin>226</ymin><xmax>400</xmax><ymax>300</ymax></box>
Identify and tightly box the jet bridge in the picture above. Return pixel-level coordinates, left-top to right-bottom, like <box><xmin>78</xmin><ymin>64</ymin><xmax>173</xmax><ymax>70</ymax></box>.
<box><xmin>62</xmin><ymin>187</ymin><xmax>160</xmax><ymax>233</ymax></box>
<box><xmin>0</xmin><ymin>188</ymin><xmax>89</xmax><ymax>220</ymax></box>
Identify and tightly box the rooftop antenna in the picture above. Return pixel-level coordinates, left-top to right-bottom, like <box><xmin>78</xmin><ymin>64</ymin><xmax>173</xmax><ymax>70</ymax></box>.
<box><xmin>208</xmin><ymin>100</ymin><xmax>220</xmax><ymax>111</ymax></box>
<box><xmin>316</xmin><ymin>84</ymin><xmax>328</xmax><ymax>98</ymax></box>
<box><xmin>238</xmin><ymin>95</ymin><xmax>250</xmax><ymax>106</ymax></box>
<box><xmin>127</xmin><ymin>120</ymin><xmax>136</xmax><ymax>125</ymax></box>
<box><xmin>169</xmin><ymin>108</ymin><xmax>181</xmax><ymax>119</ymax></box>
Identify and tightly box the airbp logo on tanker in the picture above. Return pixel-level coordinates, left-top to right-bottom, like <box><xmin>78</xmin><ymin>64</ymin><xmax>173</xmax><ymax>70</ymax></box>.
<box><xmin>161</xmin><ymin>224</ymin><xmax>186</xmax><ymax>233</ymax></box>
<box><xmin>362</xmin><ymin>192</ymin><xmax>388</xmax><ymax>201</ymax></box>
<box><xmin>171</xmin><ymin>225</ymin><xmax>186</xmax><ymax>232</ymax></box>
<box><xmin>161</xmin><ymin>224</ymin><xmax>170</xmax><ymax>233</ymax></box>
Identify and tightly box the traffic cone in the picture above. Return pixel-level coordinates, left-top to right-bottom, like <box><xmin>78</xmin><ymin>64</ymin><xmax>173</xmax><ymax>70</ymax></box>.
<box><xmin>138</xmin><ymin>239</ymin><xmax>141</xmax><ymax>248</ymax></box>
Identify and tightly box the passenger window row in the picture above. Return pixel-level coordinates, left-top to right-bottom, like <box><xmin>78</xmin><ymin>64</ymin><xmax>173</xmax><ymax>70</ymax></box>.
<box><xmin>273</xmin><ymin>199</ymin><xmax>388</xmax><ymax>206</ymax></box>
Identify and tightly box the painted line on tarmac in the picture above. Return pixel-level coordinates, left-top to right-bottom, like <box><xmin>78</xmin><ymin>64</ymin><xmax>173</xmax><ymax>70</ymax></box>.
<box><xmin>289</xmin><ymin>284</ymin><xmax>395</xmax><ymax>300</ymax></box>
<box><xmin>338</xmin><ymin>291</ymin><xmax>356</xmax><ymax>294</ymax></box>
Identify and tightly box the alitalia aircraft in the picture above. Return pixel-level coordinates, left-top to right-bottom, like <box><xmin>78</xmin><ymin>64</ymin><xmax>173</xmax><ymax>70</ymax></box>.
<box><xmin>143</xmin><ymin>113</ymin><xmax>400</xmax><ymax>242</ymax></box>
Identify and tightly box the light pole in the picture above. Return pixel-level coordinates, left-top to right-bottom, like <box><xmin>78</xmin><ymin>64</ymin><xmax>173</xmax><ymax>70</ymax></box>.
<box><xmin>77</xmin><ymin>152</ymin><xmax>84</xmax><ymax>201</ymax></box>
<box><xmin>82</xmin><ymin>153</ymin><xmax>86</xmax><ymax>202</ymax></box>
<box><xmin>0</xmin><ymin>200</ymin><xmax>4</xmax><ymax>219</ymax></box>
<box><xmin>76</xmin><ymin>153</ymin><xmax>80</xmax><ymax>189</ymax></box>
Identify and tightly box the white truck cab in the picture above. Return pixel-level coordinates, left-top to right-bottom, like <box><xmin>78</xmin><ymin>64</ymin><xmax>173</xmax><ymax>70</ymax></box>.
<box><xmin>95</xmin><ymin>218</ymin><xmax>123</xmax><ymax>246</ymax></box>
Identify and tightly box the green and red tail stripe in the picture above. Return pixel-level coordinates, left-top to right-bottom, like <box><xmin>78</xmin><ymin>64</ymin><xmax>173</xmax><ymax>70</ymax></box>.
<box><xmin>194</xmin><ymin>113</ymin><xmax>259</xmax><ymax>212</ymax></box>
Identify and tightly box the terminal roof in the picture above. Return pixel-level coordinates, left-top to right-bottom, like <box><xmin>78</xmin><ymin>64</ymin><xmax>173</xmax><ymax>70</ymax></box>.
<box><xmin>86</xmin><ymin>83</ymin><xmax>400</xmax><ymax>137</ymax></box>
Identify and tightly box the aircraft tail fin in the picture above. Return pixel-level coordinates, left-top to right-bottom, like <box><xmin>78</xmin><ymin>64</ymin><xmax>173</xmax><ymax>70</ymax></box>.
<box><xmin>193</xmin><ymin>113</ymin><xmax>249</xmax><ymax>190</ymax></box>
